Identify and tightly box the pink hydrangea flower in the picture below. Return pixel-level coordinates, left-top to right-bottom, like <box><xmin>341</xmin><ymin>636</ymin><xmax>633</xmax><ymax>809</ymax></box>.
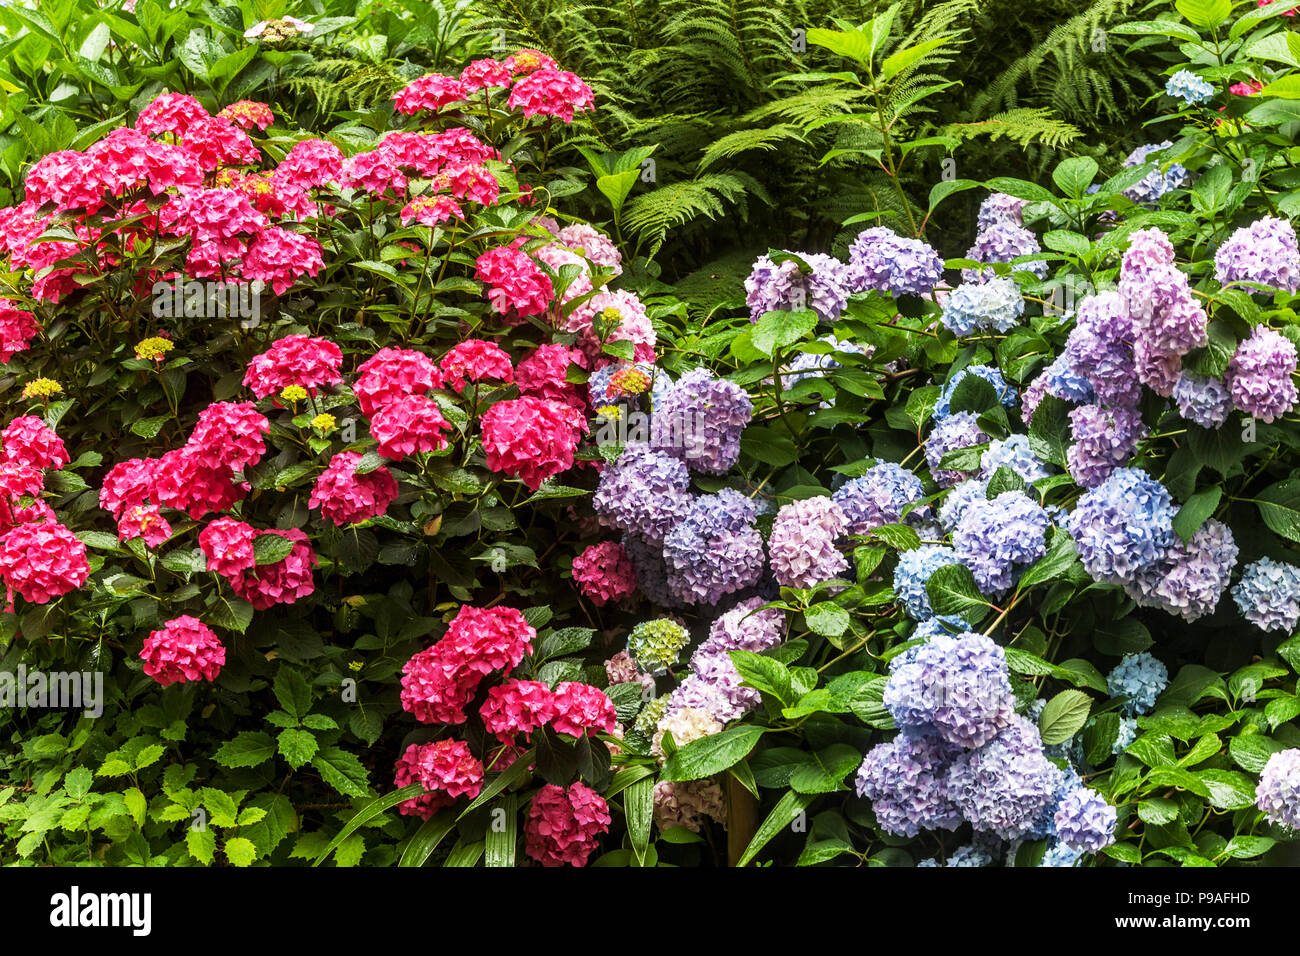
<box><xmin>556</xmin><ymin>223</ymin><xmax>622</xmax><ymax>273</ymax></box>
<box><xmin>1</xmin><ymin>416</ymin><xmax>69</xmax><ymax>471</ymax></box>
<box><xmin>400</xmin><ymin>643</ymin><xmax>480</xmax><ymax>724</ymax></box>
<box><xmin>184</xmin><ymin>402</ymin><xmax>269</xmax><ymax>472</ymax></box>
<box><xmin>475</xmin><ymin>245</ymin><xmax>554</xmax><ymax>316</ymax></box>
<box><xmin>524</xmin><ymin>782</ymin><xmax>611</xmax><ymax>867</ymax></box>
<box><xmin>549</xmin><ymin>682</ymin><xmax>617</xmax><ymax>737</ymax></box>
<box><xmin>117</xmin><ymin>503</ymin><xmax>172</xmax><ymax>548</ymax></box>
<box><xmin>152</xmin><ymin>448</ymin><xmax>248</xmax><ymax>519</ymax></box>
<box><xmin>0</xmin><ymin>521</ymin><xmax>90</xmax><ymax>607</ymax></box>
<box><xmin>479</xmin><ymin>679</ymin><xmax>556</xmax><ymax>740</ymax></box>
<box><xmin>514</xmin><ymin>343</ymin><xmax>586</xmax><ymax>410</ymax></box>
<box><xmin>136</xmin><ymin>92</ymin><xmax>210</xmax><ymax>137</ymax></box>
<box><xmin>572</xmin><ymin>541</ymin><xmax>636</xmax><ymax>605</ymax></box>
<box><xmin>354</xmin><ymin>347</ymin><xmax>444</xmax><ymax>416</ymax></box>
<box><xmin>370</xmin><ymin>393</ymin><xmax>452</xmax><ymax>459</ymax></box>
<box><xmin>225</xmin><ymin>527</ymin><xmax>317</xmax><ymax>610</ymax></box>
<box><xmin>178</xmin><ymin>115</ymin><xmax>260</xmax><ymax>171</ymax></box>
<box><xmin>393</xmin><ymin>740</ymin><xmax>484</xmax><ymax>819</ymax></box>
<box><xmin>507</xmin><ymin>69</ymin><xmax>595</xmax><ymax>123</ymax></box>
<box><xmin>393</xmin><ymin>74</ymin><xmax>467</xmax><ymax>114</ymax></box>
<box><xmin>460</xmin><ymin>58</ymin><xmax>512</xmax><ymax>91</ymax></box>
<box><xmin>274</xmin><ymin>138</ymin><xmax>345</xmax><ymax>189</ymax></box>
<box><xmin>309</xmin><ymin>451</ymin><xmax>400</xmax><ymax>525</ymax></box>
<box><xmin>340</xmin><ymin>149</ymin><xmax>407</xmax><ymax>198</ymax></box>
<box><xmin>440</xmin><ymin>339</ymin><xmax>514</xmax><ymax>392</ymax></box>
<box><xmin>0</xmin><ymin>304</ymin><xmax>40</xmax><ymax>362</ymax></box>
<box><xmin>218</xmin><ymin>100</ymin><xmax>274</xmax><ymax>130</ymax></box>
<box><xmin>399</xmin><ymin>194</ymin><xmax>463</xmax><ymax>227</ymax></box>
<box><xmin>244</xmin><ymin>334</ymin><xmax>343</xmax><ymax>399</ymax></box>
<box><xmin>578</xmin><ymin>288</ymin><xmax>656</xmax><ymax>365</ymax></box>
<box><xmin>439</xmin><ymin>163</ymin><xmax>499</xmax><ymax>206</ymax></box>
<box><xmin>99</xmin><ymin>458</ymin><xmax>159</xmax><ymax>521</ymax></box>
<box><xmin>164</xmin><ymin>187</ymin><xmax>267</xmax><ymax>243</ymax></box>
<box><xmin>198</xmin><ymin>516</ymin><xmax>258</xmax><ymax>579</ymax></box>
<box><xmin>0</xmin><ymin>459</ymin><xmax>42</xmax><ymax>500</ymax></box>
<box><xmin>480</xmin><ymin>396</ymin><xmax>584</xmax><ymax>489</ymax></box>
<box><xmin>243</xmin><ymin>227</ymin><xmax>324</xmax><ymax>294</ymax></box>
<box><xmin>440</xmin><ymin>605</ymin><xmax>536</xmax><ymax>678</ymax></box>
<box><xmin>140</xmin><ymin>616</ymin><xmax>225</xmax><ymax>687</ymax></box>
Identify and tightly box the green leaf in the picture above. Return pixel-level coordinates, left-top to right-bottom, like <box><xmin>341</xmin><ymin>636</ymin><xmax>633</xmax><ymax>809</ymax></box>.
<box><xmin>730</xmin><ymin>650</ymin><xmax>793</xmax><ymax>704</ymax></box>
<box><xmin>1198</xmin><ymin>770</ymin><xmax>1258</xmax><ymax>811</ymax></box>
<box><xmin>1016</xmin><ymin>526</ymin><xmax>1078</xmax><ymax>590</ymax></box>
<box><xmin>187</xmin><ymin>827</ymin><xmax>216</xmax><ymax>865</ymax></box>
<box><xmin>224</xmin><ymin>836</ymin><xmax>258</xmax><ymax>867</ymax></box>
<box><xmin>214</xmin><ymin>731</ymin><xmax>276</xmax><ymax>769</ymax></box>
<box><xmin>398</xmin><ymin>810</ymin><xmax>457</xmax><ymax>867</ymax></box>
<box><xmin>63</xmin><ymin>767</ymin><xmax>93</xmax><ymax>801</ymax></box>
<box><xmin>1039</xmin><ymin>689</ymin><xmax>1092</xmax><ymax>745</ymax></box>
<box><xmin>871</xmin><ymin>523</ymin><xmax>921</xmax><ymax>551</ymax></box>
<box><xmin>253</xmin><ymin>532</ymin><xmax>295</xmax><ymax>565</ymax></box>
<box><xmin>1027</xmin><ymin>394</ymin><xmax>1070</xmax><ymax>467</ymax></box>
<box><xmin>737</xmin><ymin>789</ymin><xmax>816</xmax><ymax>867</ymax></box>
<box><xmin>272</xmin><ymin>669</ymin><xmax>312</xmax><ymax>720</ymax></box>
<box><xmin>311</xmin><ymin>747</ymin><xmax>372</xmax><ymax>799</ymax></box>
<box><xmin>312</xmin><ymin>784</ymin><xmax>423</xmax><ymax>865</ymax></box>
<box><xmin>1175</xmin><ymin>0</ymin><xmax>1232</xmax><ymax>30</ymax></box>
<box><xmin>1228</xmin><ymin>733</ymin><xmax>1284</xmax><ymax>772</ymax></box>
<box><xmin>1256</xmin><ymin>480</ymin><xmax>1300</xmax><ymax>543</ymax></box>
<box><xmin>596</xmin><ymin>168</ymin><xmax>641</xmax><ymax>216</ymax></box>
<box><xmin>1173</xmin><ymin>487</ymin><xmax>1222</xmax><ymax>543</ymax></box>
<box><xmin>277</xmin><ymin>728</ymin><xmax>319</xmax><ymax>769</ymax></box>
<box><xmin>924</xmin><ymin>562</ymin><xmax>989</xmax><ymax>621</ymax></box>
<box><xmin>788</xmin><ymin>744</ymin><xmax>861</xmax><ymax>794</ymax></box>
<box><xmin>804</xmin><ymin>602</ymin><xmax>850</xmax><ymax>638</ymax></box>
<box><xmin>1052</xmin><ymin>156</ymin><xmax>1099</xmax><ymax>198</ymax></box>
<box><xmin>984</xmin><ymin>176</ymin><xmax>1057</xmax><ymax>204</ymax></box>
<box><xmin>660</xmin><ymin>726</ymin><xmax>766</xmax><ymax>782</ymax></box>
<box><xmin>624</xmin><ymin>779</ymin><xmax>654</xmax><ymax>867</ymax></box>
<box><xmin>753</xmin><ymin>309</ymin><xmax>818</xmax><ymax>357</ymax></box>
<box><xmin>484</xmin><ymin>793</ymin><xmax>518</xmax><ymax>867</ymax></box>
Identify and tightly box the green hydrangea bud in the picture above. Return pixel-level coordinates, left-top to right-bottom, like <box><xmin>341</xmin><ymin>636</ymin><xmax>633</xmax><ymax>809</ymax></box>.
<box><xmin>634</xmin><ymin>694</ymin><xmax>670</xmax><ymax>738</ymax></box>
<box><xmin>627</xmin><ymin>618</ymin><xmax>690</xmax><ymax>673</ymax></box>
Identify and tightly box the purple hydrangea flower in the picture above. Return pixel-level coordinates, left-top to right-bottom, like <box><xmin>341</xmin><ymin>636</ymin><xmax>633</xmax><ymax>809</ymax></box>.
<box><xmin>1172</xmin><ymin>371</ymin><xmax>1232</xmax><ymax>428</ymax></box>
<box><xmin>980</xmin><ymin>434</ymin><xmax>1051</xmax><ymax>483</ymax></box>
<box><xmin>1165</xmin><ymin>69</ymin><xmax>1215</xmax><ymax>104</ymax></box>
<box><xmin>1226</xmin><ymin>325</ymin><xmax>1299</xmax><ymax>423</ymax></box>
<box><xmin>1106</xmin><ymin>652</ymin><xmax>1168</xmax><ymax>715</ymax></box>
<box><xmin>1256</xmin><ymin>748</ymin><xmax>1300</xmax><ymax>830</ymax></box>
<box><xmin>1023</xmin><ymin>355</ymin><xmax>1096</xmax><ymax>422</ymax></box>
<box><xmin>962</xmin><ymin>224</ymin><xmax>1048</xmax><ymax>283</ymax></box>
<box><xmin>651</xmin><ymin>367</ymin><xmax>753</xmax><ymax>474</ymax></box>
<box><xmin>1122</xmin><ymin>142</ymin><xmax>1190</xmax><ymax>205</ymax></box>
<box><xmin>1214</xmin><ymin>216</ymin><xmax>1300</xmax><ymax>293</ymax></box>
<box><xmin>691</xmin><ymin>596</ymin><xmax>785</xmax><ymax>666</ymax></box>
<box><xmin>1053</xmin><ymin>787</ymin><xmax>1117</xmax><ymax>853</ymax></box>
<box><xmin>833</xmin><ymin>462</ymin><xmax>927</xmax><ymax>535</ymax></box>
<box><xmin>1067</xmin><ymin>403</ymin><xmax>1148</xmax><ymax>489</ymax></box>
<box><xmin>1232</xmin><ymin>558</ymin><xmax>1300</xmax><ymax>633</ymax></box>
<box><xmin>883</xmin><ymin>631</ymin><xmax>1017</xmax><ymax>748</ymax></box>
<box><xmin>938</xmin><ymin>477</ymin><xmax>989</xmax><ymax>532</ymax></box>
<box><xmin>924</xmin><ymin>411</ymin><xmax>988</xmax><ymax>487</ymax></box>
<box><xmin>953</xmin><ymin>490</ymin><xmax>1051</xmax><ymax>595</ymax></box>
<box><xmin>1119</xmin><ymin>227</ymin><xmax>1207</xmax><ymax>396</ymax></box>
<box><xmin>662</xmin><ymin>489</ymin><xmax>765</xmax><ymax>604</ymax></box>
<box><xmin>744</xmin><ymin>252</ymin><xmax>852</xmax><ymax>322</ymax></box>
<box><xmin>767</xmin><ymin>496</ymin><xmax>848</xmax><ymax>589</ymax></box>
<box><xmin>893</xmin><ymin>544</ymin><xmax>960</xmax><ymax>619</ymax></box>
<box><xmin>846</xmin><ymin>226</ymin><xmax>945</xmax><ymax>297</ymax></box>
<box><xmin>1124</xmin><ymin>519</ymin><xmax>1238</xmax><ymax>623</ymax></box>
<box><xmin>939</xmin><ymin>277</ymin><xmax>1025</xmax><ymax>336</ymax></box>
<box><xmin>1065</xmin><ymin>467</ymin><xmax>1177</xmax><ymax>585</ymax></box>
<box><xmin>1063</xmin><ymin>291</ymin><xmax>1141</xmax><ymax>409</ymax></box>
<box><xmin>934</xmin><ymin>364</ymin><xmax>1018</xmax><ymax>420</ymax></box>
<box><xmin>664</xmin><ymin>672</ymin><xmax>749</xmax><ymax>723</ymax></box>
<box><xmin>856</xmin><ymin>731</ymin><xmax>964</xmax><ymax>837</ymax></box>
<box><xmin>977</xmin><ymin>192</ymin><xmax>1028</xmax><ymax>231</ymax></box>
<box><xmin>621</xmin><ymin>533</ymin><xmax>680</xmax><ymax>607</ymax></box>
<box><xmin>593</xmin><ymin>445</ymin><xmax>691</xmax><ymax>543</ymax></box>
<box><xmin>946</xmin><ymin>715</ymin><xmax>1064</xmax><ymax>840</ymax></box>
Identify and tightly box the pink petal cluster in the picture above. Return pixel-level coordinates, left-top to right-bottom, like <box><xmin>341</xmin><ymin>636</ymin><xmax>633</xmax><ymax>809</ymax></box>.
<box><xmin>370</xmin><ymin>393</ymin><xmax>452</xmax><ymax>459</ymax></box>
<box><xmin>244</xmin><ymin>334</ymin><xmax>344</xmax><ymax>398</ymax></box>
<box><xmin>243</xmin><ymin>226</ymin><xmax>324</xmax><ymax>294</ymax></box>
<box><xmin>117</xmin><ymin>503</ymin><xmax>172</xmax><ymax>548</ymax></box>
<box><xmin>579</xmin><ymin>289</ymin><xmax>656</xmax><ymax>365</ymax></box>
<box><xmin>1</xmin><ymin>416</ymin><xmax>69</xmax><ymax>471</ymax></box>
<box><xmin>0</xmin><ymin>520</ymin><xmax>90</xmax><ymax>607</ymax></box>
<box><xmin>393</xmin><ymin>74</ymin><xmax>467</xmax><ymax>115</ymax></box>
<box><xmin>184</xmin><ymin>401</ymin><xmax>269</xmax><ymax>471</ymax></box>
<box><xmin>479</xmin><ymin>679</ymin><xmax>556</xmax><ymax>739</ymax></box>
<box><xmin>393</xmin><ymin>740</ymin><xmax>484</xmax><ymax>819</ymax></box>
<box><xmin>354</xmin><ymin>347</ymin><xmax>444</xmax><ymax>416</ymax></box>
<box><xmin>140</xmin><ymin>615</ymin><xmax>226</xmax><ymax>687</ymax></box>
<box><xmin>514</xmin><ymin>343</ymin><xmax>586</xmax><ymax>410</ymax></box>
<box><xmin>507</xmin><ymin>69</ymin><xmax>595</xmax><ymax>123</ymax></box>
<box><xmin>225</xmin><ymin>528</ymin><xmax>318</xmax><ymax>610</ymax></box>
<box><xmin>135</xmin><ymin>92</ymin><xmax>210</xmax><ymax>137</ymax></box>
<box><xmin>480</xmin><ymin>396</ymin><xmax>585</xmax><ymax>490</ymax></box>
<box><xmin>151</xmin><ymin>448</ymin><xmax>249</xmax><ymax>519</ymax></box>
<box><xmin>400</xmin><ymin>194</ymin><xmax>463</xmax><ymax>227</ymax></box>
<box><xmin>309</xmin><ymin>451</ymin><xmax>400</xmax><ymax>525</ymax></box>
<box><xmin>0</xmin><ymin>303</ymin><xmax>39</xmax><ymax>362</ymax></box>
<box><xmin>218</xmin><ymin>100</ymin><xmax>274</xmax><ymax>130</ymax></box>
<box><xmin>556</xmin><ymin>223</ymin><xmax>622</xmax><ymax>273</ymax></box>
<box><xmin>572</xmin><ymin>541</ymin><xmax>637</xmax><ymax>605</ymax></box>
<box><xmin>550</xmin><ymin>681</ymin><xmax>618</xmax><ymax>738</ymax></box>
<box><xmin>275</xmin><ymin>138</ymin><xmax>345</xmax><ymax>189</ymax></box>
<box><xmin>461</xmin><ymin>58</ymin><xmax>513</xmax><ymax>91</ymax></box>
<box><xmin>198</xmin><ymin>516</ymin><xmax>258</xmax><ymax>578</ymax></box>
<box><xmin>1227</xmin><ymin>325</ymin><xmax>1300</xmax><ymax>423</ymax></box>
<box><xmin>524</xmin><ymin>782</ymin><xmax>611</xmax><ymax>867</ymax></box>
<box><xmin>475</xmin><ymin>245</ymin><xmax>554</xmax><ymax>317</ymax></box>
<box><xmin>440</xmin><ymin>339</ymin><xmax>515</xmax><ymax>392</ymax></box>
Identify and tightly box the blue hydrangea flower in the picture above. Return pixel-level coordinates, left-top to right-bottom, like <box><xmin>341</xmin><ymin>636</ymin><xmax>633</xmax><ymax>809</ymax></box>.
<box><xmin>1106</xmin><ymin>652</ymin><xmax>1168</xmax><ymax>716</ymax></box>
<box><xmin>651</xmin><ymin>367</ymin><xmax>753</xmax><ymax>475</ymax></box>
<box><xmin>662</xmin><ymin>489</ymin><xmax>765</xmax><ymax>604</ymax></box>
<box><xmin>1054</xmin><ymin>788</ymin><xmax>1117</xmax><ymax>853</ymax></box>
<box><xmin>1256</xmin><ymin>748</ymin><xmax>1300</xmax><ymax>830</ymax></box>
<box><xmin>938</xmin><ymin>477</ymin><xmax>989</xmax><ymax>532</ymax></box>
<box><xmin>944</xmin><ymin>844</ymin><xmax>994</xmax><ymax>867</ymax></box>
<box><xmin>1172</xmin><ymin>371</ymin><xmax>1232</xmax><ymax>429</ymax></box>
<box><xmin>593</xmin><ymin>445</ymin><xmax>692</xmax><ymax>544</ymax></box>
<box><xmin>914</xmin><ymin>615</ymin><xmax>969</xmax><ymax>641</ymax></box>
<box><xmin>1040</xmin><ymin>840</ymin><xmax>1086</xmax><ymax>867</ymax></box>
<box><xmin>1122</xmin><ymin>142</ymin><xmax>1191</xmax><ymax>205</ymax></box>
<box><xmin>924</xmin><ymin>411</ymin><xmax>988</xmax><ymax>488</ymax></box>
<box><xmin>934</xmin><ymin>364</ymin><xmax>1019</xmax><ymax>420</ymax></box>
<box><xmin>846</xmin><ymin>226</ymin><xmax>946</xmax><ymax>297</ymax></box>
<box><xmin>1023</xmin><ymin>354</ymin><xmax>1097</xmax><ymax>422</ymax></box>
<box><xmin>833</xmin><ymin>462</ymin><xmax>927</xmax><ymax>535</ymax></box>
<box><xmin>892</xmin><ymin>544</ymin><xmax>960</xmax><ymax>619</ymax></box>
<box><xmin>981</xmin><ymin>434</ymin><xmax>1051</xmax><ymax>483</ymax></box>
<box><xmin>1165</xmin><ymin>69</ymin><xmax>1215</xmax><ymax>104</ymax></box>
<box><xmin>883</xmin><ymin>631</ymin><xmax>1017</xmax><ymax>748</ymax></box>
<box><xmin>1114</xmin><ymin>716</ymin><xmax>1138</xmax><ymax>755</ymax></box>
<box><xmin>1232</xmin><ymin>557</ymin><xmax>1300</xmax><ymax>633</ymax></box>
<box><xmin>953</xmin><ymin>490</ymin><xmax>1051</xmax><ymax>595</ymax></box>
<box><xmin>947</xmin><ymin>715</ymin><xmax>1064</xmax><ymax>840</ymax></box>
<box><xmin>940</xmin><ymin>277</ymin><xmax>1025</xmax><ymax>336</ymax></box>
<box><xmin>621</xmin><ymin>532</ymin><xmax>680</xmax><ymax>607</ymax></box>
<box><xmin>855</xmin><ymin>731</ymin><xmax>964</xmax><ymax>837</ymax></box>
<box><xmin>1065</xmin><ymin>467</ymin><xmax>1177</xmax><ymax>585</ymax></box>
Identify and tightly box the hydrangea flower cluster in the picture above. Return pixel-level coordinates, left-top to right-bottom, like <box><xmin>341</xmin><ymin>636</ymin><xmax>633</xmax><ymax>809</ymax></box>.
<box><xmin>1067</xmin><ymin>404</ymin><xmax>1148</xmax><ymax>489</ymax></box>
<box><xmin>524</xmin><ymin>782</ymin><xmax>611</xmax><ymax>867</ymax></box>
<box><xmin>977</xmin><ymin>193</ymin><xmax>1028</xmax><ymax>231</ymax></box>
<box><xmin>980</xmin><ymin>435</ymin><xmax>1050</xmax><ymax>483</ymax></box>
<box><xmin>1171</xmin><ymin>371</ymin><xmax>1232</xmax><ymax>429</ymax></box>
<box><xmin>953</xmin><ymin>491</ymin><xmax>1050</xmax><ymax>595</ymax></box>
<box><xmin>1225</xmin><ymin>325</ymin><xmax>1299</xmax><ymax>423</ymax></box>
<box><xmin>139</xmin><ymin>616</ymin><xmax>226</xmax><ymax>687</ymax></box>
<box><xmin>962</xmin><ymin>223</ymin><xmax>1048</xmax><ymax>282</ymax></box>
<box><xmin>1122</xmin><ymin>142</ymin><xmax>1191</xmax><ymax>205</ymax></box>
<box><xmin>1053</xmin><ymin>787</ymin><xmax>1119</xmax><ymax>853</ymax></box>
<box><xmin>883</xmin><ymin>631</ymin><xmax>1016</xmax><ymax>748</ymax></box>
<box><xmin>768</xmin><ymin>496</ymin><xmax>848</xmax><ymax>588</ymax></box>
<box><xmin>1106</xmin><ymin>652</ymin><xmax>1169</xmax><ymax>715</ymax></box>
<box><xmin>1214</xmin><ymin>216</ymin><xmax>1300</xmax><ymax>293</ymax></box>
<box><xmin>1165</xmin><ymin>69</ymin><xmax>1215</xmax><ymax>104</ymax></box>
<box><xmin>1124</xmin><ymin>519</ymin><xmax>1238</xmax><ymax>622</ymax></box>
<box><xmin>592</xmin><ymin>445</ymin><xmax>692</xmax><ymax>544</ymax></box>
<box><xmin>1232</xmin><ymin>558</ymin><xmax>1300</xmax><ymax>633</ymax></box>
<box><xmin>571</xmin><ymin>541</ymin><xmax>637</xmax><ymax>605</ymax></box>
<box><xmin>924</xmin><ymin>411</ymin><xmax>988</xmax><ymax>487</ymax></box>
<box><xmin>651</xmin><ymin>368</ymin><xmax>753</xmax><ymax>475</ymax></box>
<box><xmin>893</xmin><ymin>545</ymin><xmax>959</xmax><ymax>619</ymax></box>
<box><xmin>1255</xmin><ymin>748</ymin><xmax>1300</xmax><ymax>830</ymax></box>
<box><xmin>480</xmin><ymin>396</ymin><xmax>584</xmax><ymax>489</ymax></box>
<box><xmin>393</xmin><ymin>741</ymin><xmax>484</xmax><ymax>819</ymax></box>
<box><xmin>309</xmin><ymin>451</ymin><xmax>400</xmax><ymax>525</ymax></box>
<box><xmin>744</xmin><ymin>252</ymin><xmax>852</xmax><ymax>322</ymax></box>
<box><xmin>627</xmin><ymin>618</ymin><xmax>692</xmax><ymax>673</ymax></box>
<box><xmin>653</xmin><ymin>779</ymin><xmax>726</xmax><ymax>833</ymax></box>
<box><xmin>939</xmin><ymin>277</ymin><xmax>1025</xmax><ymax>336</ymax></box>
<box><xmin>846</xmin><ymin>227</ymin><xmax>945</xmax><ymax>297</ymax></box>
<box><xmin>1119</xmin><ymin>228</ymin><xmax>1207</xmax><ymax>396</ymax></box>
<box><xmin>661</xmin><ymin>489</ymin><xmax>765</xmax><ymax>604</ymax></box>
<box><xmin>1065</xmin><ymin>467</ymin><xmax>1177</xmax><ymax>586</ymax></box>
<box><xmin>832</xmin><ymin>462</ymin><xmax>926</xmax><ymax>535</ymax></box>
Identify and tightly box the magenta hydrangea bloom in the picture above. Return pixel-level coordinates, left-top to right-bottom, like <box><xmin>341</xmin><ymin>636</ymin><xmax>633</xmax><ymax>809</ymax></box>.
<box><xmin>140</xmin><ymin>615</ymin><xmax>225</xmax><ymax>687</ymax></box>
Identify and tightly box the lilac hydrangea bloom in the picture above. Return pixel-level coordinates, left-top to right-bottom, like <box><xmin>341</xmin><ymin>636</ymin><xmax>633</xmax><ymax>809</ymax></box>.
<box><xmin>846</xmin><ymin>227</ymin><xmax>945</xmax><ymax>297</ymax></box>
<box><xmin>924</xmin><ymin>411</ymin><xmax>988</xmax><ymax>487</ymax></box>
<box><xmin>981</xmin><ymin>434</ymin><xmax>1051</xmax><ymax>483</ymax></box>
<box><xmin>691</xmin><ymin>596</ymin><xmax>785</xmax><ymax>666</ymax></box>
<box><xmin>1214</xmin><ymin>216</ymin><xmax>1300</xmax><ymax>293</ymax></box>
<box><xmin>977</xmin><ymin>193</ymin><xmax>1028</xmax><ymax>231</ymax></box>
<box><xmin>938</xmin><ymin>477</ymin><xmax>989</xmax><ymax>532</ymax></box>
<box><xmin>1232</xmin><ymin>558</ymin><xmax>1300</xmax><ymax>633</ymax></box>
<box><xmin>1172</xmin><ymin>371</ymin><xmax>1232</xmax><ymax>428</ymax></box>
<box><xmin>1023</xmin><ymin>354</ymin><xmax>1097</xmax><ymax>422</ymax></box>
<box><xmin>1107</xmin><ymin>652</ymin><xmax>1168</xmax><ymax>715</ymax></box>
<box><xmin>593</xmin><ymin>446</ymin><xmax>692</xmax><ymax>543</ymax></box>
<box><xmin>662</xmin><ymin>489</ymin><xmax>765</xmax><ymax>604</ymax></box>
<box><xmin>893</xmin><ymin>544</ymin><xmax>960</xmax><ymax>619</ymax></box>
<box><xmin>1065</xmin><ymin>467</ymin><xmax>1177</xmax><ymax>585</ymax></box>
<box><xmin>621</xmin><ymin>533</ymin><xmax>680</xmax><ymax>607</ymax></box>
<box><xmin>883</xmin><ymin>631</ymin><xmax>1017</xmax><ymax>748</ymax></box>
<box><xmin>1063</xmin><ymin>291</ymin><xmax>1140</xmax><ymax>409</ymax></box>
<box><xmin>946</xmin><ymin>715</ymin><xmax>1064</xmax><ymax>840</ymax></box>
<box><xmin>1165</xmin><ymin>69</ymin><xmax>1215</xmax><ymax>104</ymax></box>
<box><xmin>953</xmin><ymin>490</ymin><xmax>1051</xmax><ymax>595</ymax></box>
<box><xmin>1122</xmin><ymin>142</ymin><xmax>1191</xmax><ymax>205</ymax></box>
<box><xmin>663</xmin><ymin>673</ymin><xmax>748</xmax><ymax>723</ymax></box>
<box><xmin>744</xmin><ymin>251</ymin><xmax>852</xmax><ymax>322</ymax></box>
<box><xmin>1054</xmin><ymin>788</ymin><xmax>1117</xmax><ymax>853</ymax></box>
<box><xmin>934</xmin><ymin>365</ymin><xmax>1018</xmax><ymax>420</ymax></box>
<box><xmin>833</xmin><ymin>462</ymin><xmax>926</xmax><ymax>535</ymax></box>
<box><xmin>939</xmin><ymin>277</ymin><xmax>1025</xmax><ymax>336</ymax></box>
<box><xmin>1226</xmin><ymin>325</ymin><xmax>1299</xmax><ymax>423</ymax></box>
<box><xmin>855</xmin><ymin>731</ymin><xmax>964</xmax><ymax>837</ymax></box>
<box><xmin>1256</xmin><ymin>748</ymin><xmax>1300</xmax><ymax>830</ymax></box>
<box><xmin>1119</xmin><ymin>227</ymin><xmax>1207</xmax><ymax>396</ymax></box>
<box><xmin>651</xmin><ymin>367</ymin><xmax>753</xmax><ymax>474</ymax></box>
<box><xmin>1067</xmin><ymin>404</ymin><xmax>1148</xmax><ymax>489</ymax></box>
<box><xmin>962</xmin><ymin>223</ymin><xmax>1048</xmax><ymax>283</ymax></box>
<box><xmin>768</xmin><ymin>496</ymin><xmax>849</xmax><ymax>589</ymax></box>
<box><xmin>1124</xmin><ymin>519</ymin><xmax>1238</xmax><ymax>623</ymax></box>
